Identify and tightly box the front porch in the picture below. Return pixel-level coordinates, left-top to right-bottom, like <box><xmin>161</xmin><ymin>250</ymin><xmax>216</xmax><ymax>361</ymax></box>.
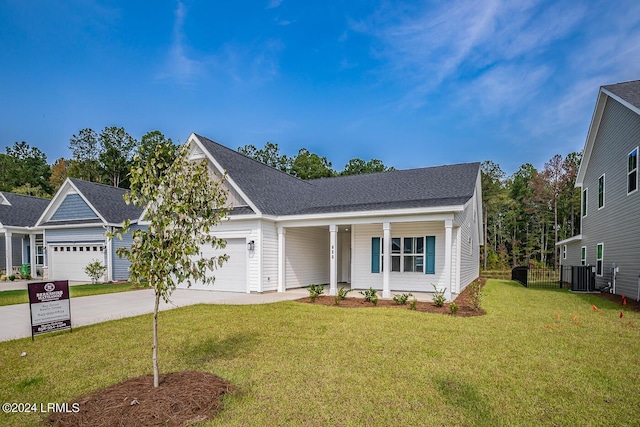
<box><xmin>0</xmin><ymin>229</ymin><xmax>44</xmax><ymax>278</ymax></box>
<box><xmin>276</xmin><ymin>217</ymin><xmax>459</xmax><ymax>301</ymax></box>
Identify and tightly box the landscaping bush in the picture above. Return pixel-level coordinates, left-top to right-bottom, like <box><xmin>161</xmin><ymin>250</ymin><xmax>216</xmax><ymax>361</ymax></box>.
<box><xmin>468</xmin><ymin>279</ymin><xmax>484</xmax><ymax>311</ymax></box>
<box><xmin>334</xmin><ymin>287</ymin><xmax>352</xmax><ymax>305</ymax></box>
<box><xmin>449</xmin><ymin>302</ymin><xmax>459</xmax><ymax>316</ymax></box>
<box><xmin>308</xmin><ymin>284</ymin><xmax>324</xmax><ymax>302</ymax></box>
<box><xmin>432</xmin><ymin>284</ymin><xmax>446</xmax><ymax>307</ymax></box>
<box><xmin>359</xmin><ymin>288</ymin><xmax>378</xmax><ymax>306</ymax></box>
<box><xmin>84</xmin><ymin>260</ymin><xmax>107</xmax><ymax>284</ymax></box>
<box><xmin>392</xmin><ymin>293</ymin><xmax>413</xmax><ymax>305</ymax></box>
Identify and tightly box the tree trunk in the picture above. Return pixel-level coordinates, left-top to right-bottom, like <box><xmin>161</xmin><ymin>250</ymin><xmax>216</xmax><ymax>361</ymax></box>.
<box><xmin>153</xmin><ymin>289</ymin><xmax>160</xmax><ymax>388</ymax></box>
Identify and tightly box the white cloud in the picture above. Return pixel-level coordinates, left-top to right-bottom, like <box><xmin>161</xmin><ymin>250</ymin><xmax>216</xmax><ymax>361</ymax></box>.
<box><xmin>266</xmin><ymin>0</ymin><xmax>283</xmax><ymax>10</ymax></box>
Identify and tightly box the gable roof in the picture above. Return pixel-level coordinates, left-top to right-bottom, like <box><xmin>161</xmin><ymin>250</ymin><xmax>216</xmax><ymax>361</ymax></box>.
<box><xmin>576</xmin><ymin>80</ymin><xmax>640</xmax><ymax>186</ymax></box>
<box><xmin>38</xmin><ymin>179</ymin><xmax>144</xmax><ymax>226</ymax></box>
<box><xmin>0</xmin><ymin>192</ymin><xmax>50</xmax><ymax>228</ymax></box>
<box><xmin>193</xmin><ymin>134</ymin><xmax>480</xmax><ymax>216</ymax></box>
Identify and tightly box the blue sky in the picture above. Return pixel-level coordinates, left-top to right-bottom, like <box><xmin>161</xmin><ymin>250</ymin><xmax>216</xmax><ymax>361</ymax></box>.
<box><xmin>1</xmin><ymin>0</ymin><xmax>639</xmax><ymax>176</ymax></box>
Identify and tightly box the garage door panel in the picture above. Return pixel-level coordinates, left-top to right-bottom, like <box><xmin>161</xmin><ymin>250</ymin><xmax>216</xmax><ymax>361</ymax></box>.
<box><xmin>49</xmin><ymin>244</ymin><xmax>105</xmax><ymax>282</ymax></box>
<box><xmin>178</xmin><ymin>239</ymin><xmax>246</xmax><ymax>292</ymax></box>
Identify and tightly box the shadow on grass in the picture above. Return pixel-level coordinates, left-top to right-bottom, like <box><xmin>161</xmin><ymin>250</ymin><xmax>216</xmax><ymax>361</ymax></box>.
<box><xmin>181</xmin><ymin>332</ymin><xmax>259</xmax><ymax>365</ymax></box>
<box><xmin>434</xmin><ymin>376</ymin><xmax>497</xmax><ymax>425</ymax></box>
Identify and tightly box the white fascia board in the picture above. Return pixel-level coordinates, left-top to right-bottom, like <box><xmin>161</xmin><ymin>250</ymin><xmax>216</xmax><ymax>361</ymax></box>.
<box><xmin>37</xmin><ymin>223</ymin><xmax>107</xmax><ymax>230</ymax></box>
<box><xmin>188</xmin><ymin>134</ymin><xmax>262</xmax><ymax>216</ymax></box>
<box><xmin>576</xmin><ymin>90</ymin><xmax>608</xmax><ymax>187</ymax></box>
<box><xmin>556</xmin><ymin>234</ymin><xmax>583</xmax><ymax>246</ymax></box>
<box><xmin>275</xmin><ymin>208</ymin><xmax>460</xmax><ymax>228</ymax></box>
<box><xmin>0</xmin><ymin>193</ymin><xmax>10</xmax><ymax>206</ymax></box>
<box><xmin>602</xmin><ymin>88</ymin><xmax>640</xmax><ymax>116</ymax></box>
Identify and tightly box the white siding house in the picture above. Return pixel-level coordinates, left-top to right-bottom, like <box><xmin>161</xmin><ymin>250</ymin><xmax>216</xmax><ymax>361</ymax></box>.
<box><xmin>184</xmin><ymin>133</ymin><xmax>483</xmax><ymax>301</ymax></box>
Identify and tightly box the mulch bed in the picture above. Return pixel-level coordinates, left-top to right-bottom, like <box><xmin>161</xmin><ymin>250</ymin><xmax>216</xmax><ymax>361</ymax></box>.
<box><xmin>295</xmin><ymin>278</ymin><xmax>486</xmax><ymax>317</ymax></box>
<box><xmin>592</xmin><ymin>292</ymin><xmax>640</xmax><ymax>312</ymax></box>
<box><xmin>47</xmin><ymin>371</ymin><xmax>235</xmax><ymax>427</ymax></box>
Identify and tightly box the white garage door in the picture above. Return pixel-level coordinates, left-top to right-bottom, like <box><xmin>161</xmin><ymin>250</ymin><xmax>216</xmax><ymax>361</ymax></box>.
<box><xmin>179</xmin><ymin>238</ymin><xmax>246</xmax><ymax>292</ymax></box>
<box><xmin>49</xmin><ymin>244</ymin><xmax>106</xmax><ymax>282</ymax></box>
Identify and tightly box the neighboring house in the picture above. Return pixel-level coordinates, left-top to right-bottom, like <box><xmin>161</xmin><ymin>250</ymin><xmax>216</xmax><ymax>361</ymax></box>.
<box><xmin>0</xmin><ymin>192</ymin><xmax>49</xmax><ymax>277</ymax></box>
<box><xmin>35</xmin><ymin>178</ymin><xmax>145</xmax><ymax>282</ymax></box>
<box><xmin>558</xmin><ymin>80</ymin><xmax>640</xmax><ymax>298</ymax></box>
<box><xmin>179</xmin><ymin>133</ymin><xmax>483</xmax><ymax>300</ymax></box>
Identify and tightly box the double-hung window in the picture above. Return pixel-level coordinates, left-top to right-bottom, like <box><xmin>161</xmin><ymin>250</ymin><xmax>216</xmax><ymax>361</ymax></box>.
<box><xmin>403</xmin><ymin>237</ymin><xmax>424</xmax><ymax>272</ymax></box>
<box><xmin>629</xmin><ymin>148</ymin><xmax>638</xmax><ymax>194</ymax></box>
<box><xmin>580</xmin><ymin>247</ymin><xmax>586</xmax><ymax>266</ymax></box>
<box><xmin>598</xmin><ymin>174</ymin><xmax>605</xmax><ymax>209</ymax></box>
<box><xmin>596</xmin><ymin>243</ymin><xmax>603</xmax><ymax>276</ymax></box>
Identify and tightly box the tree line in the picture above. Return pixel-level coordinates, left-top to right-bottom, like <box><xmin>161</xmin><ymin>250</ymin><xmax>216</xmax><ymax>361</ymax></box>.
<box><xmin>481</xmin><ymin>152</ymin><xmax>582</xmax><ymax>271</ymax></box>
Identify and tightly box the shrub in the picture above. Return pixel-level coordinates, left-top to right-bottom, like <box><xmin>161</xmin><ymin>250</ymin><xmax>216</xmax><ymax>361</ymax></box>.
<box><xmin>432</xmin><ymin>284</ymin><xmax>446</xmax><ymax>307</ymax></box>
<box><xmin>359</xmin><ymin>288</ymin><xmax>378</xmax><ymax>306</ymax></box>
<box><xmin>468</xmin><ymin>279</ymin><xmax>484</xmax><ymax>311</ymax></box>
<box><xmin>84</xmin><ymin>260</ymin><xmax>107</xmax><ymax>284</ymax></box>
<box><xmin>334</xmin><ymin>287</ymin><xmax>352</xmax><ymax>305</ymax></box>
<box><xmin>308</xmin><ymin>284</ymin><xmax>324</xmax><ymax>302</ymax></box>
<box><xmin>449</xmin><ymin>302</ymin><xmax>459</xmax><ymax>316</ymax></box>
<box><xmin>409</xmin><ymin>297</ymin><xmax>417</xmax><ymax>311</ymax></box>
<box><xmin>9</xmin><ymin>275</ymin><xmax>16</xmax><ymax>281</ymax></box>
<box><xmin>393</xmin><ymin>293</ymin><xmax>413</xmax><ymax>305</ymax></box>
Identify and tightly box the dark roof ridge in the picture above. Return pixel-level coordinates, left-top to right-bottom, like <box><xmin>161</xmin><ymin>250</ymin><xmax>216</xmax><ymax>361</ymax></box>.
<box><xmin>68</xmin><ymin>178</ymin><xmax>129</xmax><ymax>193</ymax></box>
<box><xmin>0</xmin><ymin>191</ymin><xmax>50</xmax><ymax>201</ymax></box>
<box><xmin>194</xmin><ymin>134</ymin><xmax>313</xmax><ymax>186</ymax></box>
<box><xmin>308</xmin><ymin>161</ymin><xmax>481</xmax><ymax>182</ymax></box>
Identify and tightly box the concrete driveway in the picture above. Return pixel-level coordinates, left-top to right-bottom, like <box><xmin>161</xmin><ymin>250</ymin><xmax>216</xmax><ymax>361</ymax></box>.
<box><xmin>0</xmin><ymin>288</ymin><xmax>308</xmax><ymax>342</ymax></box>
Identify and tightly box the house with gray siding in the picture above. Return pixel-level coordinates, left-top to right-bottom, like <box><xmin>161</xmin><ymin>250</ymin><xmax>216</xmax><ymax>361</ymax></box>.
<box><xmin>177</xmin><ymin>133</ymin><xmax>483</xmax><ymax>301</ymax></box>
<box><xmin>0</xmin><ymin>192</ymin><xmax>49</xmax><ymax>277</ymax></box>
<box><xmin>35</xmin><ymin>178</ymin><xmax>145</xmax><ymax>282</ymax></box>
<box><xmin>558</xmin><ymin>80</ymin><xmax>640</xmax><ymax>299</ymax></box>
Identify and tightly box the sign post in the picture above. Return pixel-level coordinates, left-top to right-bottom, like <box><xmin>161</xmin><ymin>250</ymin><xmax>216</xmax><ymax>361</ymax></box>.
<box><xmin>28</xmin><ymin>280</ymin><xmax>72</xmax><ymax>340</ymax></box>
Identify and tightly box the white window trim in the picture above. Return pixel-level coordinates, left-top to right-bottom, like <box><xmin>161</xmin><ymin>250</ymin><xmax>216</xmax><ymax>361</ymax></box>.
<box><xmin>391</xmin><ymin>236</ymin><xmax>425</xmax><ymax>274</ymax></box>
<box><xmin>562</xmin><ymin>245</ymin><xmax>567</xmax><ymax>260</ymax></box>
<box><xmin>598</xmin><ymin>174</ymin><xmax>605</xmax><ymax>210</ymax></box>
<box><xmin>582</xmin><ymin>188</ymin><xmax>588</xmax><ymax>218</ymax></box>
<box><xmin>596</xmin><ymin>243</ymin><xmax>604</xmax><ymax>277</ymax></box>
<box><xmin>628</xmin><ymin>147</ymin><xmax>638</xmax><ymax>195</ymax></box>
<box><xmin>581</xmin><ymin>246</ymin><xmax>586</xmax><ymax>266</ymax></box>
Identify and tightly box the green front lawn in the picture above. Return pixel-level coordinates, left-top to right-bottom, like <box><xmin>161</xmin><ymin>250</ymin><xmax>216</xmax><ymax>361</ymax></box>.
<box><xmin>0</xmin><ymin>282</ymin><xmax>145</xmax><ymax>306</ymax></box>
<box><xmin>1</xmin><ymin>280</ymin><xmax>638</xmax><ymax>426</ymax></box>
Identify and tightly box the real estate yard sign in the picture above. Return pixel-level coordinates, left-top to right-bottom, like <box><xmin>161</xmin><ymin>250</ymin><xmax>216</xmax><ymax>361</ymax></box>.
<box><xmin>28</xmin><ymin>280</ymin><xmax>71</xmax><ymax>340</ymax></box>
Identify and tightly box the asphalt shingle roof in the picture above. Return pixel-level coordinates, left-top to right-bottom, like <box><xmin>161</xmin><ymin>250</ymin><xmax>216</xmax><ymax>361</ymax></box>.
<box><xmin>68</xmin><ymin>179</ymin><xmax>145</xmax><ymax>224</ymax></box>
<box><xmin>603</xmin><ymin>80</ymin><xmax>640</xmax><ymax>110</ymax></box>
<box><xmin>0</xmin><ymin>192</ymin><xmax>50</xmax><ymax>227</ymax></box>
<box><xmin>196</xmin><ymin>134</ymin><xmax>479</xmax><ymax>216</ymax></box>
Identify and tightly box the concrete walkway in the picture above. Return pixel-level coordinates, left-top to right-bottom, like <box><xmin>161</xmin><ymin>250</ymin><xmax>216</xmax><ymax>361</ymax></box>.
<box><xmin>0</xmin><ymin>288</ymin><xmax>308</xmax><ymax>342</ymax></box>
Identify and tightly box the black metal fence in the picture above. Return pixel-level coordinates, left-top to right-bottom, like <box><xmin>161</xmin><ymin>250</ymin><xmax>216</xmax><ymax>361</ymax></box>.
<box><xmin>512</xmin><ymin>265</ymin><xmax>596</xmax><ymax>291</ymax></box>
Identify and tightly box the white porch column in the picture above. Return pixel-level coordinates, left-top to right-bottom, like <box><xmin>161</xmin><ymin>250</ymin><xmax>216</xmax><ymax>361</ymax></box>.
<box><xmin>277</xmin><ymin>227</ymin><xmax>286</xmax><ymax>292</ymax></box>
<box><xmin>329</xmin><ymin>224</ymin><xmax>338</xmax><ymax>296</ymax></box>
<box><xmin>106</xmin><ymin>228</ymin><xmax>113</xmax><ymax>282</ymax></box>
<box><xmin>444</xmin><ymin>219</ymin><xmax>453</xmax><ymax>301</ymax></box>
<box><xmin>382</xmin><ymin>222</ymin><xmax>391</xmax><ymax>298</ymax></box>
<box><xmin>29</xmin><ymin>234</ymin><xmax>37</xmax><ymax>277</ymax></box>
<box><xmin>4</xmin><ymin>230</ymin><xmax>12</xmax><ymax>276</ymax></box>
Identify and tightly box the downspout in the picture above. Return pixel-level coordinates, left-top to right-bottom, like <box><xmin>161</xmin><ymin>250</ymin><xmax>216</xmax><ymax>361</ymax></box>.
<box><xmin>104</xmin><ymin>225</ymin><xmax>113</xmax><ymax>282</ymax></box>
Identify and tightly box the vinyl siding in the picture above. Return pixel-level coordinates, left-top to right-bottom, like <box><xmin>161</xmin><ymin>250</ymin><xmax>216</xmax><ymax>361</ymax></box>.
<box><xmin>352</xmin><ymin>222</ymin><xmax>447</xmax><ymax>293</ymax></box>
<box><xmin>111</xmin><ymin>224</ymin><xmax>147</xmax><ymax>281</ymax></box>
<box><xmin>50</xmin><ymin>194</ymin><xmax>98</xmax><ymax>221</ymax></box>
<box><xmin>285</xmin><ymin>226</ymin><xmax>330</xmax><ymax>288</ymax></box>
<box><xmin>455</xmin><ymin>196</ymin><xmax>481</xmax><ymax>293</ymax></box>
<box><xmin>261</xmin><ymin>221</ymin><xmax>278</xmax><ymax>292</ymax></box>
<box><xmin>581</xmin><ymin>97</ymin><xmax>640</xmax><ymax>296</ymax></box>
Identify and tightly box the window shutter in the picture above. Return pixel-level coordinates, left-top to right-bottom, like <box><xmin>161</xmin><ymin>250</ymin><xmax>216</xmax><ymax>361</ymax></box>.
<box><xmin>425</xmin><ymin>236</ymin><xmax>435</xmax><ymax>274</ymax></box>
<box><xmin>371</xmin><ymin>237</ymin><xmax>380</xmax><ymax>273</ymax></box>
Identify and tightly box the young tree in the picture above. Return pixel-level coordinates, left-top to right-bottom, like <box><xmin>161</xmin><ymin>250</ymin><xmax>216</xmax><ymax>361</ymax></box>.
<box><xmin>110</xmin><ymin>143</ymin><xmax>230</xmax><ymax>388</ymax></box>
